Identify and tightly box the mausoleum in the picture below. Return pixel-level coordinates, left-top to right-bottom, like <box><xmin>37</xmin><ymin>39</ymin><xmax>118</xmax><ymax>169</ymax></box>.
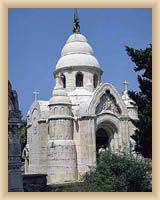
<box><xmin>25</xmin><ymin>11</ymin><xmax>138</xmax><ymax>184</ymax></box>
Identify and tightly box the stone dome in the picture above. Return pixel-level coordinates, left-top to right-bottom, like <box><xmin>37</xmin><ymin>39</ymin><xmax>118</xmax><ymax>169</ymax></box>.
<box><xmin>61</xmin><ymin>42</ymin><xmax>94</xmax><ymax>56</ymax></box>
<box><xmin>66</xmin><ymin>34</ymin><xmax>87</xmax><ymax>43</ymax></box>
<box><xmin>122</xmin><ymin>91</ymin><xmax>136</xmax><ymax>108</ymax></box>
<box><xmin>49</xmin><ymin>89</ymin><xmax>71</xmax><ymax>105</ymax></box>
<box><xmin>55</xmin><ymin>33</ymin><xmax>101</xmax><ymax>70</ymax></box>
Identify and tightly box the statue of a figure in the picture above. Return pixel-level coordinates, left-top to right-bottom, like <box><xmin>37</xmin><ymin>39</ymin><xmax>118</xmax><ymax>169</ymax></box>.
<box><xmin>22</xmin><ymin>144</ymin><xmax>29</xmax><ymax>173</ymax></box>
<box><xmin>129</xmin><ymin>138</ymin><xmax>136</xmax><ymax>153</ymax></box>
<box><xmin>102</xmin><ymin>98</ymin><xmax>112</xmax><ymax>111</ymax></box>
<box><xmin>98</xmin><ymin>145</ymin><xmax>106</xmax><ymax>155</ymax></box>
<box><xmin>73</xmin><ymin>18</ymin><xmax>80</xmax><ymax>33</ymax></box>
<box><xmin>73</xmin><ymin>9</ymin><xmax>80</xmax><ymax>33</ymax></box>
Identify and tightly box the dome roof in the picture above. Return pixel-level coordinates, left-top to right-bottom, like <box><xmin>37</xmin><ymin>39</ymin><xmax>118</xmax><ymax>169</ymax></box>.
<box><xmin>66</xmin><ymin>34</ymin><xmax>87</xmax><ymax>43</ymax></box>
<box><xmin>49</xmin><ymin>96</ymin><xmax>71</xmax><ymax>105</ymax></box>
<box><xmin>49</xmin><ymin>89</ymin><xmax>71</xmax><ymax>105</ymax></box>
<box><xmin>61</xmin><ymin>42</ymin><xmax>93</xmax><ymax>56</ymax></box>
<box><xmin>56</xmin><ymin>54</ymin><xmax>100</xmax><ymax>69</ymax></box>
<box><xmin>122</xmin><ymin>91</ymin><xmax>136</xmax><ymax>108</ymax></box>
<box><xmin>55</xmin><ymin>33</ymin><xmax>101</xmax><ymax>71</ymax></box>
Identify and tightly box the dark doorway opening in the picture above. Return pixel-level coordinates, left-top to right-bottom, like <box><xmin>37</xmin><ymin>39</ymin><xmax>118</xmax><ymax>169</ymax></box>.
<box><xmin>96</xmin><ymin>128</ymin><xmax>109</xmax><ymax>157</ymax></box>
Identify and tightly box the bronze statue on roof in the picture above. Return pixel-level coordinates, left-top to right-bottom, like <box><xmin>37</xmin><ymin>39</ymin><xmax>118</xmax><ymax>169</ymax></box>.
<box><xmin>73</xmin><ymin>9</ymin><xmax>80</xmax><ymax>34</ymax></box>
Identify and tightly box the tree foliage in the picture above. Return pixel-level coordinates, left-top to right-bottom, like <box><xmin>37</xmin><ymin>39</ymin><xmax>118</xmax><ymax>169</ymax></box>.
<box><xmin>36</xmin><ymin>151</ymin><xmax>151</xmax><ymax>192</ymax></box>
<box><xmin>125</xmin><ymin>45</ymin><xmax>152</xmax><ymax>158</ymax></box>
<box><xmin>81</xmin><ymin>151</ymin><xmax>151</xmax><ymax>192</ymax></box>
<box><xmin>20</xmin><ymin>120</ymin><xmax>27</xmax><ymax>159</ymax></box>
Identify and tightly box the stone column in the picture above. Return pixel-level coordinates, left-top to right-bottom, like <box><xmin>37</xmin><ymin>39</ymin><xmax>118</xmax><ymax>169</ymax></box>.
<box><xmin>84</xmin><ymin>72</ymin><xmax>94</xmax><ymax>92</ymax></box>
<box><xmin>38</xmin><ymin>120</ymin><xmax>48</xmax><ymax>174</ymax></box>
<box><xmin>65</xmin><ymin>71</ymin><xmax>76</xmax><ymax>92</ymax></box>
<box><xmin>76</xmin><ymin>117</ymin><xmax>96</xmax><ymax>178</ymax></box>
<box><xmin>120</xmin><ymin>118</ymin><xmax>130</xmax><ymax>151</ymax></box>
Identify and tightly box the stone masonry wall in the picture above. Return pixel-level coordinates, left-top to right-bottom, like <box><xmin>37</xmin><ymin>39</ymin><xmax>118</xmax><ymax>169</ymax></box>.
<box><xmin>47</xmin><ymin>104</ymin><xmax>77</xmax><ymax>184</ymax></box>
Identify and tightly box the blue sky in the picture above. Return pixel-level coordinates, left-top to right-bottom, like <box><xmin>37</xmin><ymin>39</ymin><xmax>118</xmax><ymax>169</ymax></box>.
<box><xmin>9</xmin><ymin>8</ymin><xmax>152</xmax><ymax>117</ymax></box>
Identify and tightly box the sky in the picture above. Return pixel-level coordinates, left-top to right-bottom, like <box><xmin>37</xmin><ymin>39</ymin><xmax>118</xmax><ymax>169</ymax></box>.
<box><xmin>8</xmin><ymin>8</ymin><xmax>152</xmax><ymax>118</ymax></box>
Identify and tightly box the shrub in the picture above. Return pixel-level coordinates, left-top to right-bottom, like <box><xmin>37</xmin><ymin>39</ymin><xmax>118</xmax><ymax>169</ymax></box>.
<box><xmin>81</xmin><ymin>151</ymin><xmax>151</xmax><ymax>192</ymax></box>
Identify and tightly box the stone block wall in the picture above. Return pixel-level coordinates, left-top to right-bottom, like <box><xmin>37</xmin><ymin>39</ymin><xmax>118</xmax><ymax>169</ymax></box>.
<box><xmin>38</xmin><ymin>121</ymin><xmax>48</xmax><ymax>174</ymax></box>
<box><xmin>74</xmin><ymin>118</ymin><xmax>96</xmax><ymax>179</ymax></box>
<box><xmin>47</xmin><ymin>102</ymin><xmax>77</xmax><ymax>184</ymax></box>
<box><xmin>47</xmin><ymin>140</ymin><xmax>77</xmax><ymax>183</ymax></box>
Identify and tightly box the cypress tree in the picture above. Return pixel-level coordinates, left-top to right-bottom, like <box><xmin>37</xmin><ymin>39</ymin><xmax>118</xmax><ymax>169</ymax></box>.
<box><xmin>125</xmin><ymin>44</ymin><xmax>152</xmax><ymax>158</ymax></box>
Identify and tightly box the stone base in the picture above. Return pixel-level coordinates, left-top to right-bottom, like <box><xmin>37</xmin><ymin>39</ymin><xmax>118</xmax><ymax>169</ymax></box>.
<box><xmin>8</xmin><ymin>170</ymin><xmax>24</xmax><ymax>192</ymax></box>
<box><xmin>45</xmin><ymin>181</ymin><xmax>84</xmax><ymax>192</ymax></box>
<box><xmin>23</xmin><ymin>174</ymin><xmax>47</xmax><ymax>192</ymax></box>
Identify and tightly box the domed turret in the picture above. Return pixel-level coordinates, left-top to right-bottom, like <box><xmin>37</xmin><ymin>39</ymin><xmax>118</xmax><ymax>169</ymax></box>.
<box><xmin>52</xmin><ymin>9</ymin><xmax>102</xmax><ymax>93</ymax></box>
<box><xmin>55</xmin><ymin>33</ymin><xmax>101</xmax><ymax>70</ymax></box>
<box><xmin>63</xmin><ymin>34</ymin><xmax>93</xmax><ymax>56</ymax></box>
<box><xmin>122</xmin><ymin>81</ymin><xmax>138</xmax><ymax>120</ymax></box>
<box><xmin>49</xmin><ymin>89</ymin><xmax>71</xmax><ymax>105</ymax></box>
<box><xmin>67</xmin><ymin>33</ymin><xmax>87</xmax><ymax>43</ymax></box>
<box><xmin>48</xmin><ymin>88</ymin><xmax>77</xmax><ymax>184</ymax></box>
<box><xmin>53</xmin><ymin>32</ymin><xmax>103</xmax><ymax>92</ymax></box>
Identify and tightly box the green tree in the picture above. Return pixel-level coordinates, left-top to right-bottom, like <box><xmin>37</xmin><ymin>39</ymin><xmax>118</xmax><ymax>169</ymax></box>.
<box><xmin>20</xmin><ymin>120</ymin><xmax>27</xmax><ymax>160</ymax></box>
<box><xmin>81</xmin><ymin>151</ymin><xmax>151</xmax><ymax>192</ymax></box>
<box><xmin>125</xmin><ymin>45</ymin><xmax>152</xmax><ymax>158</ymax></box>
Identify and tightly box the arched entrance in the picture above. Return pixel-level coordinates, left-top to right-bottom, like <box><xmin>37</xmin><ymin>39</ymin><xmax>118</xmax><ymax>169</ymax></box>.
<box><xmin>96</xmin><ymin>128</ymin><xmax>109</xmax><ymax>154</ymax></box>
<box><xmin>96</xmin><ymin>120</ymin><xmax>118</xmax><ymax>158</ymax></box>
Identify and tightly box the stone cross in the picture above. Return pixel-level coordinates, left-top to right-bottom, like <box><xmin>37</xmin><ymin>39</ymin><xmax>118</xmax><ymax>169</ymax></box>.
<box><xmin>123</xmin><ymin>80</ymin><xmax>129</xmax><ymax>91</ymax></box>
<box><xmin>33</xmin><ymin>91</ymin><xmax>39</xmax><ymax>101</ymax></box>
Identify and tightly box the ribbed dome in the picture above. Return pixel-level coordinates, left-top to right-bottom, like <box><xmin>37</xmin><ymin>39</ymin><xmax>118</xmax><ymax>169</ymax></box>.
<box><xmin>66</xmin><ymin>34</ymin><xmax>87</xmax><ymax>43</ymax></box>
<box><xmin>56</xmin><ymin>54</ymin><xmax>100</xmax><ymax>69</ymax></box>
<box><xmin>49</xmin><ymin>96</ymin><xmax>71</xmax><ymax>105</ymax></box>
<box><xmin>49</xmin><ymin>89</ymin><xmax>71</xmax><ymax>105</ymax></box>
<box><xmin>61</xmin><ymin>42</ymin><xmax>94</xmax><ymax>56</ymax></box>
<box><xmin>55</xmin><ymin>33</ymin><xmax>101</xmax><ymax>70</ymax></box>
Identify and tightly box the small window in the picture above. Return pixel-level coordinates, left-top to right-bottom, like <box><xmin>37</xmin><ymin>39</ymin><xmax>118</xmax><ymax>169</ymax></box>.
<box><xmin>93</xmin><ymin>74</ymin><xmax>98</xmax><ymax>88</ymax></box>
<box><xmin>76</xmin><ymin>72</ymin><xmax>83</xmax><ymax>87</ymax></box>
<box><xmin>61</xmin><ymin>74</ymin><xmax>66</xmax><ymax>88</ymax></box>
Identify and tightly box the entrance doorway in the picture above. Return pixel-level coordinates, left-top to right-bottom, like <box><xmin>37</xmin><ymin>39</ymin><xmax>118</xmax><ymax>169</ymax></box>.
<box><xmin>96</xmin><ymin>128</ymin><xmax>109</xmax><ymax>157</ymax></box>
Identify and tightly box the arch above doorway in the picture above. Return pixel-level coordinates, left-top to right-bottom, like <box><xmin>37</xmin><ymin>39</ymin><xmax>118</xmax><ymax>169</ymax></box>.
<box><xmin>88</xmin><ymin>83</ymin><xmax>129</xmax><ymax>117</ymax></box>
<box><xmin>96</xmin><ymin>113</ymin><xmax>120</xmax><ymax>156</ymax></box>
<box><xmin>96</xmin><ymin>113</ymin><xmax>119</xmax><ymax>133</ymax></box>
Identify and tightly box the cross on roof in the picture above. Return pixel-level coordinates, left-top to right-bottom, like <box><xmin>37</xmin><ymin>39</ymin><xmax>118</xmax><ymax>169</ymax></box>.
<box><xmin>33</xmin><ymin>91</ymin><xmax>39</xmax><ymax>101</ymax></box>
<box><xmin>123</xmin><ymin>80</ymin><xmax>129</xmax><ymax>91</ymax></box>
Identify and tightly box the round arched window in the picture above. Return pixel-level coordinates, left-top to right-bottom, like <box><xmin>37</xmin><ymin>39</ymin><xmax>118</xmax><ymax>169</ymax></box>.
<box><xmin>61</xmin><ymin>74</ymin><xmax>66</xmax><ymax>88</ymax></box>
<box><xmin>93</xmin><ymin>74</ymin><xmax>98</xmax><ymax>88</ymax></box>
<box><xmin>76</xmin><ymin>72</ymin><xmax>83</xmax><ymax>87</ymax></box>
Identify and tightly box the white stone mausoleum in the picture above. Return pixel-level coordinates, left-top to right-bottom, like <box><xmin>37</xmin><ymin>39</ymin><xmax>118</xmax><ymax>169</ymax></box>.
<box><xmin>25</xmin><ymin>19</ymin><xmax>138</xmax><ymax>184</ymax></box>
